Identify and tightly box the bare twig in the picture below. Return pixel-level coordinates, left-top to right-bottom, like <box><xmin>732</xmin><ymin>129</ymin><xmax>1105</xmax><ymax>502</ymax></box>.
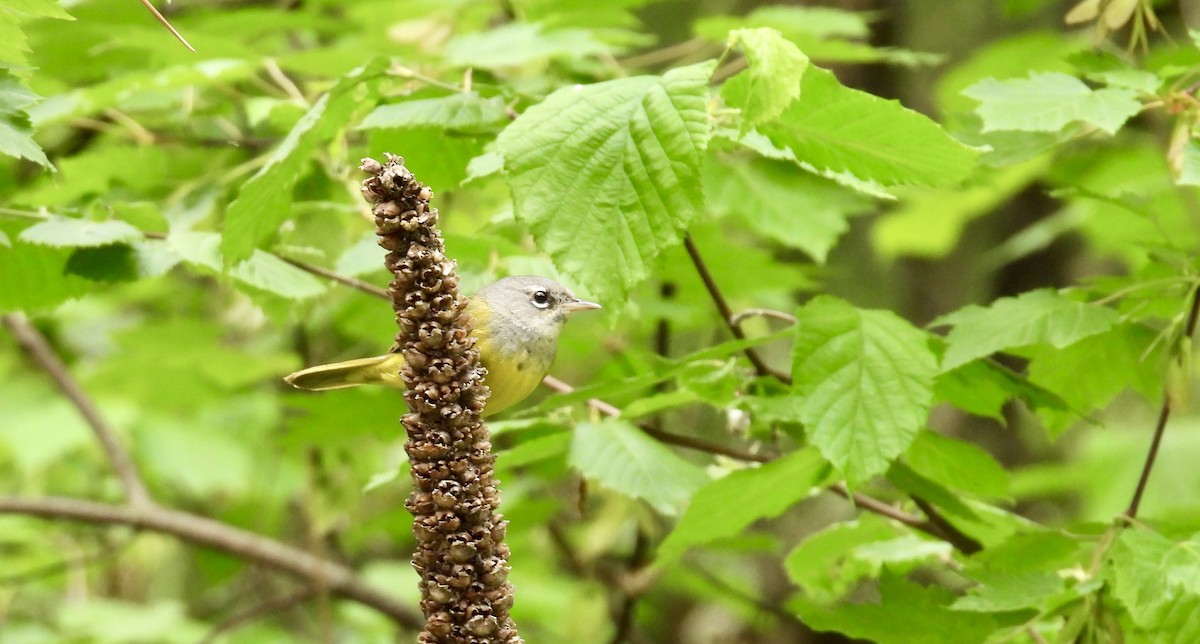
<box><xmin>539</xmin><ymin>375</ymin><xmax>772</xmax><ymax>463</ymax></box>
<box><xmin>3</xmin><ymin>314</ymin><xmax>153</xmax><ymax>508</ymax></box>
<box><xmin>279</xmin><ymin>256</ymin><xmax>390</xmax><ymax>299</ymax></box>
<box><xmin>0</xmin><ymin>496</ymin><xmax>423</xmax><ymax>629</ymax></box>
<box><xmin>910</xmin><ymin>496</ymin><xmax>983</xmax><ymax>555</ymax></box>
<box><xmin>683</xmin><ymin>235</ymin><xmax>791</xmax><ymax>384</ymax></box>
<box><xmin>1125</xmin><ymin>284</ymin><xmax>1200</xmax><ymax>519</ymax></box>
<box><xmin>137</xmin><ymin>0</ymin><xmax>196</xmax><ymax>52</ymax></box>
<box><xmin>829</xmin><ymin>484</ymin><xmax>981</xmax><ymax>554</ymax></box>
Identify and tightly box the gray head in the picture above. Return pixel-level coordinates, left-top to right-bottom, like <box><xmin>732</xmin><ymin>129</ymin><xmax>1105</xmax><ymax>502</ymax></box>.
<box><xmin>473</xmin><ymin>276</ymin><xmax>600</xmax><ymax>348</ymax></box>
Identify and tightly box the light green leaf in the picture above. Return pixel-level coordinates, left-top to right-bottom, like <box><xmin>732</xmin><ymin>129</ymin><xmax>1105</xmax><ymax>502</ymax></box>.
<box><xmin>58</xmin><ymin>598</ymin><xmax>206</xmax><ymax>644</ymax></box>
<box><xmin>705</xmin><ymin>154</ymin><xmax>872</xmax><ymax>262</ymax></box>
<box><xmin>496</xmin><ymin>62</ymin><xmax>713</xmax><ymax>304</ymax></box>
<box><xmin>569</xmin><ymin>417</ymin><xmax>710</xmax><ymax>515</ymax></box>
<box><xmin>785</xmin><ymin>515</ymin><xmax>902</xmax><ymax>601</ymax></box>
<box><xmin>444</xmin><ymin>22</ymin><xmax>612</xmax><ymax>68</ymax></box>
<box><xmin>0</xmin><ymin>0</ymin><xmax>72</xmax><ymax>67</ymax></box>
<box><xmin>0</xmin><ymin>73</ymin><xmax>50</xmax><ymax>168</ymax></box>
<box><xmin>1027</xmin><ymin>323</ymin><xmax>1162</xmax><ymax>435</ymax></box>
<box><xmin>18</xmin><ymin>216</ymin><xmax>142</xmax><ymax>247</ymax></box>
<box><xmin>759</xmin><ymin>67</ymin><xmax>978</xmax><ymax>187</ymax></box>
<box><xmin>0</xmin><ymin>237</ymin><xmax>91</xmax><ymax>312</ymax></box>
<box><xmin>791</xmin><ymin>296</ymin><xmax>937</xmax><ymax>484</ymax></box>
<box><xmin>724</xmin><ymin>28</ymin><xmax>808</xmax><ymax>129</ymax></box>
<box><xmin>1108</xmin><ymin>529</ymin><xmax>1200</xmax><ymax>640</ymax></box>
<box><xmin>30</xmin><ymin>59</ymin><xmax>256</xmax><ymax>127</ymax></box>
<box><xmin>171</xmin><ymin>231</ymin><xmax>325</xmax><ymax>300</ymax></box>
<box><xmin>951</xmin><ymin>571</ymin><xmax>1066</xmax><ymax>612</ymax></box>
<box><xmin>361</xmin><ymin>93</ymin><xmax>508</xmax><ymax>132</ymax></box>
<box><xmin>903</xmin><ymin>430</ymin><xmax>1008</xmax><ymax>499</ymax></box>
<box><xmin>931</xmin><ymin>336</ymin><xmax>1070</xmax><ymax>422</ymax></box>
<box><xmin>222</xmin><ymin>59</ymin><xmax>384</xmax><ymax>264</ymax></box>
<box><xmin>791</xmin><ymin>572</ymin><xmax>997</xmax><ymax>644</ymax></box>
<box><xmin>934</xmin><ymin>289</ymin><xmax>1120</xmax><ymax>371</ymax></box>
<box><xmin>696</xmin><ymin>6</ymin><xmax>872</xmax><ymax>42</ymax></box>
<box><xmin>963</xmin><ymin>72</ymin><xmax>1142</xmax><ymax>135</ymax></box>
<box><xmin>657</xmin><ymin>448</ymin><xmax>829</xmax><ymax>565</ymax></box>
<box><xmin>871</xmin><ymin>157</ymin><xmax>1049</xmax><ymax>260</ymax></box>
<box><xmin>1174</xmin><ymin>139</ymin><xmax>1200</xmax><ymax>187</ymax></box>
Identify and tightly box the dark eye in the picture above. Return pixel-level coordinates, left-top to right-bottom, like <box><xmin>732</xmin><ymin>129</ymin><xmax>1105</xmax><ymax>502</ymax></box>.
<box><xmin>532</xmin><ymin>290</ymin><xmax>551</xmax><ymax>308</ymax></box>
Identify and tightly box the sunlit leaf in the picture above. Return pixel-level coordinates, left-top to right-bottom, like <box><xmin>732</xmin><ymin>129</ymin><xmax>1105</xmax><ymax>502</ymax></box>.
<box><xmin>496</xmin><ymin>62</ymin><xmax>714</xmax><ymax>304</ymax></box>
<box><xmin>569</xmin><ymin>417</ymin><xmax>710</xmax><ymax>515</ymax></box>
<box><xmin>791</xmin><ymin>296</ymin><xmax>937</xmax><ymax>484</ymax></box>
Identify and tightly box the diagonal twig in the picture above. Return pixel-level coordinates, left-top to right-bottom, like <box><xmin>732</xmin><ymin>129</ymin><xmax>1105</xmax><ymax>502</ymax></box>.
<box><xmin>683</xmin><ymin>235</ymin><xmax>792</xmax><ymax>384</ymax></box>
<box><xmin>3</xmin><ymin>313</ymin><xmax>153</xmax><ymax>508</ymax></box>
<box><xmin>137</xmin><ymin>0</ymin><xmax>196</xmax><ymax>52</ymax></box>
<box><xmin>1124</xmin><ymin>284</ymin><xmax>1200</xmax><ymax>519</ymax></box>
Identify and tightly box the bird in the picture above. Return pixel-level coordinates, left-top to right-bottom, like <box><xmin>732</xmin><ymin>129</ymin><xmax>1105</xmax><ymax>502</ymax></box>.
<box><xmin>284</xmin><ymin>276</ymin><xmax>601</xmax><ymax>416</ymax></box>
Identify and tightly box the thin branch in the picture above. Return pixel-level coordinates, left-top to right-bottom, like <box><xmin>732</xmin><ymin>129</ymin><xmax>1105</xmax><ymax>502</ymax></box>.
<box><xmin>829</xmin><ymin>484</ymin><xmax>981</xmax><ymax>554</ymax></box>
<box><xmin>2</xmin><ymin>314</ymin><xmax>153</xmax><ymax>508</ymax></box>
<box><xmin>137</xmin><ymin>0</ymin><xmax>196</xmax><ymax>53</ymax></box>
<box><xmin>0</xmin><ymin>496</ymin><xmax>423</xmax><ymax>629</ymax></box>
<box><xmin>539</xmin><ymin>375</ymin><xmax>772</xmax><ymax>463</ymax></box>
<box><xmin>910</xmin><ymin>496</ymin><xmax>983</xmax><ymax>555</ymax></box>
<box><xmin>279</xmin><ymin>256</ymin><xmax>390</xmax><ymax>299</ymax></box>
<box><xmin>683</xmin><ymin>235</ymin><xmax>791</xmax><ymax>384</ymax></box>
<box><xmin>1125</xmin><ymin>284</ymin><xmax>1200</xmax><ymax>519</ymax></box>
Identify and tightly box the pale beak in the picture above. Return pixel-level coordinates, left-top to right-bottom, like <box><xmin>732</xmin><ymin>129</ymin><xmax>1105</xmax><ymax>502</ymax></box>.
<box><xmin>563</xmin><ymin>298</ymin><xmax>602</xmax><ymax>313</ymax></box>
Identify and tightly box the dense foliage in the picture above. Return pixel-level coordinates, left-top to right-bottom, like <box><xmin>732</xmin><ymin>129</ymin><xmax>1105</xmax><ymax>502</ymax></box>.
<box><xmin>2</xmin><ymin>0</ymin><xmax>1199</xmax><ymax>642</ymax></box>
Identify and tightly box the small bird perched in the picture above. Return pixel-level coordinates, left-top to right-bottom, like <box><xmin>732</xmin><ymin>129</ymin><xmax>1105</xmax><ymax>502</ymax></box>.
<box><xmin>285</xmin><ymin>276</ymin><xmax>600</xmax><ymax>416</ymax></box>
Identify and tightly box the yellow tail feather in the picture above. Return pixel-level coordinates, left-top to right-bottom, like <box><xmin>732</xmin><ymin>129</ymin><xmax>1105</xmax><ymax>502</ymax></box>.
<box><xmin>284</xmin><ymin>355</ymin><xmax>405</xmax><ymax>391</ymax></box>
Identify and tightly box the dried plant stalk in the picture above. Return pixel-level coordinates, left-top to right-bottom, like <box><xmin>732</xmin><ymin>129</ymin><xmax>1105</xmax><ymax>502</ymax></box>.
<box><xmin>360</xmin><ymin>154</ymin><xmax>520</xmax><ymax>643</ymax></box>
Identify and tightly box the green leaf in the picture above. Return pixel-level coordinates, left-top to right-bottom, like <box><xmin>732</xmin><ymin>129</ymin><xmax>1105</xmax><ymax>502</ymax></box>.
<box><xmin>0</xmin><ymin>237</ymin><xmax>91</xmax><ymax>312</ymax></box>
<box><xmin>903</xmin><ymin>430</ymin><xmax>1008</xmax><ymax>499</ymax></box>
<box><xmin>785</xmin><ymin>515</ymin><xmax>903</xmax><ymax>601</ymax></box>
<box><xmin>64</xmin><ymin>240</ymin><xmax>180</xmax><ymax>282</ymax></box>
<box><xmin>656</xmin><ymin>448</ymin><xmax>829</xmax><ymax>564</ymax></box>
<box><xmin>568</xmin><ymin>417</ymin><xmax>710</xmax><ymax>515</ymax></box>
<box><xmin>360</xmin><ymin>93</ymin><xmax>509</xmax><ymax>133</ymax></box>
<box><xmin>222</xmin><ymin>59</ymin><xmax>384</xmax><ymax>264</ymax></box>
<box><xmin>704</xmin><ymin>154</ymin><xmax>871</xmax><ymax>262</ymax></box>
<box><xmin>443</xmin><ymin>22</ymin><xmax>613</xmax><ymax>68</ymax></box>
<box><xmin>30</xmin><ymin>59</ymin><xmax>256</xmax><ymax>127</ymax></box>
<box><xmin>496</xmin><ymin>62</ymin><xmax>714</xmax><ymax>304</ymax></box>
<box><xmin>170</xmin><ymin>232</ymin><xmax>325</xmax><ymax>300</ymax></box>
<box><xmin>1108</xmin><ymin>528</ymin><xmax>1200</xmax><ymax>639</ymax></box>
<box><xmin>18</xmin><ymin>216</ymin><xmax>142</xmax><ymax>247</ymax></box>
<box><xmin>963</xmin><ymin>72</ymin><xmax>1141</xmax><ymax>135</ymax></box>
<box><xmin>951</xmin><ymin>571</ymin><xmax>1066</xmax><ymax>612</ymax></box>
<box><xmin>1027</xmin><ymin>323</ymin><xmax>1163</xmax><ymax>435</ymax></box>
<box><xmin>758</xmin><ymin>67</ymin><xmax>978</xmax><ymax>187</ymax></box>
<box><xmin>0</xmin><ymin>0</ymin><xmax>72</xmax><ymax>68</ymax></box>
<box><xmin>790</xmin><ymin>572</ymin><xmax>997</xmax><ymax>644</ymax></box>
<box><xmin>724</xmin><ymin>28</ymin><xmax>808</xmax><ymax>129</ymax></box>
<box><xmin>0</xmin><ymin>72</ymin><xmax>50</xmax><ymax>168</ymax></box>
<box><xmin>791</xmin><ymin>296</ymin><xmax>937</xmax><ymax>484</ymax></box>
<box><xmin>871</xmin><ymin>157</ymin><xmax>1049</xmax><ymax>260</ymax></box>
<box><xmin>934</xmin><ymin>289</ymin><xmax>1120</xmax><ymax>371</ymax></box>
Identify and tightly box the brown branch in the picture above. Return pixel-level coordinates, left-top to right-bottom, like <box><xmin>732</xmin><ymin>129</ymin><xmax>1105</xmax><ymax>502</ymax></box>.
<box><xmin>3</xmin><ymin>314</ymin><xmax>152</xmax><ymax>508</ymax></box>
<box><xmin>137</xmin><ymin>0</ymin><xmax>196</xmax><ymax>52</ymax></box>
<box><xmin>1125</xmin><ymin>284</ymin><xmax>1200</xmax><ymax>519</ymax></box>
<box><xmin>279</xmin><ymin>256</ymin><xmax>390</xmax><ymax>299</ymax></box>
<box><xmin>0</xmin><ymin>496</ymin><xmax>423</xmax><ymax>629</ymax></box>
<box><xmin>683</xmin><ymin>235</ymin><xmax>791</xmax><ymax>384</ymax></box>
<box><xmin>539</xmin><ymin>375</ymin><xmax>772</xmax><ymax>463</ymax></box>
<box><xmin>829</xmin><ymin>484</ymin><xmax>980</xmax><ymax>554</ymax></box>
